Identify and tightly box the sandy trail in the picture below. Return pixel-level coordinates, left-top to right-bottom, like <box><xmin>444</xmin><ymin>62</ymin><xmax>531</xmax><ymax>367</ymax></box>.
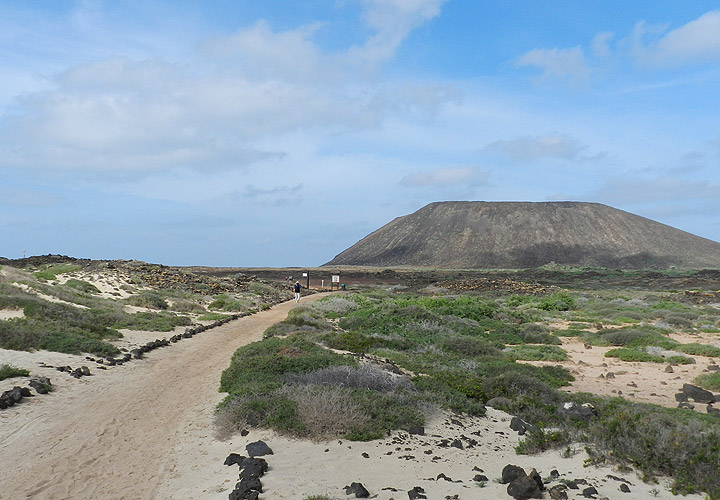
<box><xmin>0</xmin><ymin>294</ymin><xmax>327</xmax><ymax>500</ymax></box>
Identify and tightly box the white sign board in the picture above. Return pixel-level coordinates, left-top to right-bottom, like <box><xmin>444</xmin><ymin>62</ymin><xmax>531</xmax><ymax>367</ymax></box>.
<box><xmin>331</xmin><ymin>275</ymin><xmax>340</xmax><ymax>283</ymax></box>
<box><xmin>302</xmin><ymin>272</ymin><xmax>308</xmax><ymax>277</ymax></box>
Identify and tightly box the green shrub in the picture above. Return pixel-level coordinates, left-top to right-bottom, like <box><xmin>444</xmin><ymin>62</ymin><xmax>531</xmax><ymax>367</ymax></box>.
<box><xmin>126</xmin><ymin>292</ymin><xmax>168</xmax><ymax>310</ymax></box>
<box><xmin>538</xmin><ymin>292</ymin><xmax>575</xmax><ymax>311</ymax></box>
<box><xmin>33</xmin><ymin>264</ymin><xmax>82</xmax><ymax>280</ymax></box>
<box><xmin>209</xmin><ymin>294</ymin><xmax>248</xmax><ymax>312</ymax></box>
<box><xmin>677</xmin><ymin>343</ymin><xmax>720</xmax><ymax>358</ymax></box>
<box><xmin>0</xmin><ymin>364</ymin><xmax>30</xmax><ymax>381</ymax></box>
<box><xmin>441</xmin><ymin>336</ymin><xmax>502</xmax><ymax>357</ymax></box>
<box><xmin>604</xmin><ymin>348</ymin><xmax>693</xmax><ymax>364</ymax></box>
<box><xmin>198</xmin><ymin>312</ymin><xmax>231</xmax><ymax>321</ymax></box>
<box><xmin>504</xmin><ymin>345</ymin><xmax>568</xmax><ymax>362</ymax></box>
<box><xmin>64</xmin><ymin>279</ymin><xmax>100</xmax><ymax>294</ymax></box>
<box><xmin>694</xmin><ymin>372</ymin><xmax>720</xmax><ymax>392</ymax></box>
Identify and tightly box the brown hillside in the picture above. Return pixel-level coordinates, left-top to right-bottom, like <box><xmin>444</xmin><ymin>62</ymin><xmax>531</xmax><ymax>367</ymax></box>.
<box><xmin>324</xmin><ymin>201</ymin><xmax>720</xmax><ymax>269</ymax></box>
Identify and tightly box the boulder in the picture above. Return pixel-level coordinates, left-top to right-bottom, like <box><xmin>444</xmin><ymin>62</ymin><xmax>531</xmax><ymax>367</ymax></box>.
<box><xmin>239</xmin><ymin>458</ymin><xmax>268</xmax><ymax>480</ymax></box>
<box><xmin>501</xmin><ymin>464</ymin><xmax>526</xmax><ymax>484</ymax></box>
<box><xmin>28</xmin><ymin>377</ymin><xmax>52</xmax><ymax>394</ymax></box>
<box><xmin>408</xmin><ymin>425</ymin><xmax>425</xmax><ymax>435</ymax></box>
<box><xmin>343</xmin><ymin>482</ymin><xmax>370</xmax><ymax>498</ymax></box>
<box><xmin>548</xmin><ymin>485</ymin><xmax>568</xmax><ymax>500</ymax></box>
<box><xmin>407</xmin><ymin>486</ymin><xmax>427</xmax><ymax>499</ymax></box>
<box><xmin>510</xmin><ymin>416</ymin><xmax>529</xmax><ymax>435</ymax></box>
<box><xmin>230</xmin><ymin>477</ymin><xmax>263</xmax><ymax>499</ymax></box>
<box><xmin>558</xmin><ymin>402</ymin><xmax>597</xmax><ymax>421</ymax></box>
<box><xmin>507</xmin><ymin>474</ymin><xmax>543</xmax><ymax>499</ymax></box>
<box><xmin>246</xmin><ymin>440</ymin><xmax>273</xmax><ymax>457</ymax></box>
<box><xmin>682</xmin><ymin>384</ymin><xmax>715</xmax><ymax>403</ymax></box>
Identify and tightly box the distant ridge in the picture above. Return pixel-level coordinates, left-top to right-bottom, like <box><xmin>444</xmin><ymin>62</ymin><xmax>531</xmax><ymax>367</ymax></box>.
<box><xmin>324</xmin><ymin>201</ymin><xmax>720</xmax><ymax>269</ymax></box>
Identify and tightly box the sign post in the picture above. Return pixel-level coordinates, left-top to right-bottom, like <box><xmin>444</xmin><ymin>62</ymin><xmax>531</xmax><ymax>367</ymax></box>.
<box><xmin>303</xmin><ymin>271</ymin><xmax>309</xmax><ymax>290</ymax></box>
<box><xmin>331</xmin><ymin>274</ymin><xmax>340</xmax><ymax>290</ymax></box>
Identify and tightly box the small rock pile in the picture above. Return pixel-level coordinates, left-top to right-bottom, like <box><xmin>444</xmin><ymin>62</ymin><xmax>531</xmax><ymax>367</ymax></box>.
<box><xmin>224</xmin><ymin>441</ymin><xmax>274</xmax><ymax>500</ymax></box>
<box><xmin>0</xmin><ymin>376</ymin><xmax>52</xmax><ymax>410</ymax></box>
<box><xmin>438</xmin><ymin>278</ymin><xmax>553</xmax><ymax>295</ymax></box>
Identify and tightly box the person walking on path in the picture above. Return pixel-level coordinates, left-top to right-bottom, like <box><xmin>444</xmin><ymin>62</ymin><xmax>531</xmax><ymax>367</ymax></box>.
<box><xmin>294</xmin><ymin>281</ymin><xmax>301</xmax><ymax>302</ymax></box>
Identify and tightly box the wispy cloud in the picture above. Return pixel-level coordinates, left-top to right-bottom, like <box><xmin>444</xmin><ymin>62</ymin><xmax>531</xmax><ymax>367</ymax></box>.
<box><xmin>400</xmin><ymin>167</ymin><xmax>488</xmax><ymax>187</ymax></box>
<box><xmin>632</xmin><ymin>10</ymin><xmax>720</xmax><ymax>67</ymax></box>
<box><xmin>482</xmin><ymin>134</ymin><xmax>589</xmax><ymax>162</ymax></box>
<box><xmin>515</xmin><ymin>46</ymin><xmax>591</xmax><ymax>82</ymax></box>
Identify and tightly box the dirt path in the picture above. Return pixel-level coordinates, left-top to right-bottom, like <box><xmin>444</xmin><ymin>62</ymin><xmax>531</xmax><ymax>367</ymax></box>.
<box><xmin>0</xmin><ymin>294</ymin><xmax>328</xmax><ymax>500</ymax></box>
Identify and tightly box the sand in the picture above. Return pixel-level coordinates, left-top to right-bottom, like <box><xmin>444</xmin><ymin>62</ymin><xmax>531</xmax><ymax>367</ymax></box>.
<box><xmin>0</xmin><ymin>294</ymin><xmax>708</xmax><ymax>500</ymax></box>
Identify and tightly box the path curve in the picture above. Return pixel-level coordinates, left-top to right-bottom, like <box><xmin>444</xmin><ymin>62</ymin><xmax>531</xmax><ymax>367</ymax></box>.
<box><xmin>0</xmin><ymin>294</ymin><xmax>329</xmax><ymax>500</ymax></box>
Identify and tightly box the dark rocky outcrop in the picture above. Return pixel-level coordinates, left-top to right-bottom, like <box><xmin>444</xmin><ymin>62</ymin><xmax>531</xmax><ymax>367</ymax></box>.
<box><xmin>681</xmin><ymin>383</ymin><xmax>715</xmax><ymax>403</ymax></box>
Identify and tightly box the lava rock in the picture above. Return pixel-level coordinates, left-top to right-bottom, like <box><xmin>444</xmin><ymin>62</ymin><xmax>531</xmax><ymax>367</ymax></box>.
<box><xmin>507</xmin><ymin>474</ymin><xmax>543</xmax><ymax>500</ymax></box>
<box><xmin>246</xmin><ymin>440</ymin><xmax>273</xmax><ymax>457</ymax></box>
<box><xmin>343</xmin><ymin>482</ymin><xmax>370</xmax><ymax>498</ymax></box>
<box><xmin>501</xmin><ymin>464</ymin><xmax>526</xmax><ymax>484</ymax></box>
<box><xmin>407</xmin><ymin>486</ymin><xmax>427</xmax><ymax>499</ymax></box>
<box><xmin>682</xmin><ymin>383</ymin><xmax>715</xmax><ymax>403</ymax></box>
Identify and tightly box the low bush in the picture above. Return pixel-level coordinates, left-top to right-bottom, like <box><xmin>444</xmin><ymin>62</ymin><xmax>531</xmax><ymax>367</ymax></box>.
<box><xmin>33</xmin><ymin>264</ymin><xmax>82</xmax><ymax>280</ymax></box>
<box><xmin>504</xmin><ymin>344</ymin><xmax>568</xmax><ymax>362</ymax></box>
<box><xmin>604</xmin><ymin>348</ymin><xmax>693</xmax><ymax>364</ymax></box>
<box><xmin>209</xmin><ymin>294</ymin><xmax>248</xmax><ymax>312</ymax></box>
<box><xmin>440</xmin><ymin>336</ymin><xmax>502</xmax><ymax>357</ymax></box>
<box><xmin>694</xmin><ymin>372</ymin><xmax>720</xmax><ymax>391</ymax></box>
<box><xmin>64</xmin><ymin>279</ymin><xmax>100</xmax><ymax>295</ymax></box>
<box><xmin>126</xmin><ymin>292</ymin><xmax>168</xmax><ymax>310</ymax></box>
<box><xmin>677</xmin><ymin>343</ymin><xmax>720</xmax><ymax>358</ymax></box>
<box><xmin>0</xmin><ymin>364</ymin><xmax>30</xmax><ymax>381</ymax></box>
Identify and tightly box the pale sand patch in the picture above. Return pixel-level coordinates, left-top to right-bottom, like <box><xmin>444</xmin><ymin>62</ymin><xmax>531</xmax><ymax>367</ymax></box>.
<box><xmin>11</xmin><ymin>282</ymin><xmax>89</xmax><ymax>309</ymax></box>
<box><xmin>55</xmin><ymin>271</ymin><xmax>141</xmax><ymax>299</ymax></box>
<box><xmin>160</xmin><ymin>407</ymin><xmax>698</xmax><ymax>500</ymax></box>
<box><xmin>0</xmin><ymin>309</ymin><xmax>24</xmax><ymax>320</ymax></box>
<box><xmin>524</xmin><ymin>335</ymin><xmax>720</xmax><ymax>410</ymax></box>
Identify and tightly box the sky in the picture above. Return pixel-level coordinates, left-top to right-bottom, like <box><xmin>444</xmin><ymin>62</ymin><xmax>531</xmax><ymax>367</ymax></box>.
<box><xmin>1</xmin><ymin>1</ymin><xmax>720</xmax><ymax>267</ymax></box>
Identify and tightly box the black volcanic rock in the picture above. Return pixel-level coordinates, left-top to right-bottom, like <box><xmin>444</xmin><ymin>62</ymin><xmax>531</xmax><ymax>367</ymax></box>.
<box><xmin>324</xmin><ymin>201</ymin><xmax>720</xmax><ymax>269</ymax></box>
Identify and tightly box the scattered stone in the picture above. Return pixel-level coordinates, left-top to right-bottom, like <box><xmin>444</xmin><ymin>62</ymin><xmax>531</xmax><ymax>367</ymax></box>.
<box><xmin>582</xmin><ymin>486</ymin><xmax>598</xmax><ymax>498</ymax></box>
<box><xmin>501</xmin><ymin>464</ymin><xmax>527</xmax><ymax>484</ymax></box>
<box><xmin>246</xmin><ymin>440</ymin><xmax>273</xmax><ymax>457</ymax></box>
<box><xmin>507</xmin><ymin>474</ymin><xmax>543</xmax><ymax>499</ymax></box>
<box><xmin>361</xmin><ymin>452</ymin><xmax>370</xmax><ymax>459</ymax></box>
<box><xmin>528</xmin><ymin>468</ymin><xmax>544</xmax><ymax>491</ymax></box>
<box><xmin>619</xmin><ymin>483</ymin><xmax>631</xmax><ymax>493</ymax></box>
<box><xmin>510</xmin><ymin>416</ymin><xmax>529</xmax><ymax>435</ymax></box>
<box><xmin>407</xmin><ymin>486</ymin><xmax>427</xmax><ymax>499</ymax></box>
<box><xmin>408</xmin><ymin>425</ymin><xmax>425</xmax><ymax>435</ymax></box>
<box><xmin>548</xmin><ymin>484</ymin><xmax>568</xmax><ymax>500</ymax></box>
<box><xmin>665</xmin><ymin>365</ymin><xmax>674</xmax><ymax>373</ymax></box>
<box><xmin>344</xmin><ymin>482</ymin><xmax>370</xmax><ymax>498</ymax></box>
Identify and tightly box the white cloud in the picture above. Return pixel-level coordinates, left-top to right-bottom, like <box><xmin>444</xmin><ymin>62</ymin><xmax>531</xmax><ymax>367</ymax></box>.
<box><xmin>401</xmin><ymin>167</ymin><xmax>488</xmax><ymax>187</ymax></box>
<box><xmin>350</xmin><ymin>0</ymin><xmax>446</xmax><ymax>68</ymax></box>
<box><xmin>0</xmin><ymin>1</ymin><xmax>452</xmax><ymax>176</ymax></box>
<box><xmin>632</xmin><ymin>10</ymin><xmax>720</xmax><ymax>67</ymax></box>
<box><xmin>515</xmin><ymin>46</ymin><xmax>591</xmax><ymax>82</ymax></box>
<box><xmin>483</xmin><ymin>134</ymin><xmax>587</xmax><ymax>162</ymax></box>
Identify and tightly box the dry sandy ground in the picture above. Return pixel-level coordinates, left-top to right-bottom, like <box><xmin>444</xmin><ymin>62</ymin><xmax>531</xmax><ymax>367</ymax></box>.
<box><xmin>0</xmin><ymin>295</ymin><xmax>707</xmax><ymax>500</ymax></box>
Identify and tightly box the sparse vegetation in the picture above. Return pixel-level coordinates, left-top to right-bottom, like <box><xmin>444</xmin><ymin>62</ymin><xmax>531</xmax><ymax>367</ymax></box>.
<box><xmin>217</xmin><ymin>286</ymin><xmax>720</xmax><ymax>498</ymax></box>
<box><xmin>0</xmin><ymin>363</ymin><xmax>30</xmax><ymax>381</ymax></box>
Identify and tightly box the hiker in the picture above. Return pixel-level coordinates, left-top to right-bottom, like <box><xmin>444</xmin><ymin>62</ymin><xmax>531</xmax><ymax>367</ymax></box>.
<box><xmin>294</xmin><ymin>281</ymin><xmax>301</xmax><ymax>302</ymax></box>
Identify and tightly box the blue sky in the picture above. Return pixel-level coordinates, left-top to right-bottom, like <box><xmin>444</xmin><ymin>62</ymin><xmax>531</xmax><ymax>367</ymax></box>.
<box><xmin>2</xmin><ymin>1</ymin><xmax>720</xmax><ymax>266</ymax></box>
